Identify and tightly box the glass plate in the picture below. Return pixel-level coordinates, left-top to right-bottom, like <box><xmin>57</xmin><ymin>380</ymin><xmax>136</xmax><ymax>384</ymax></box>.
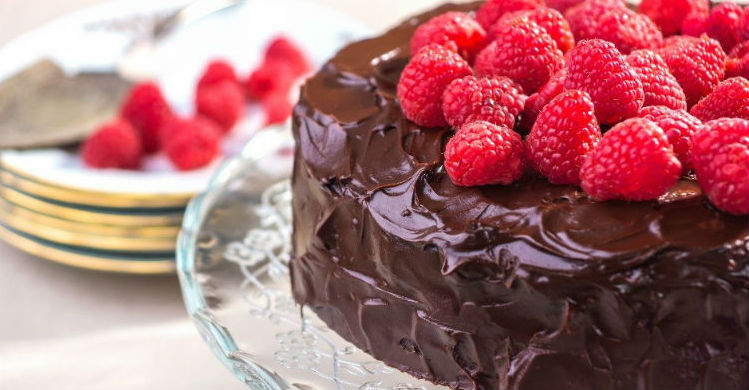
<box><xmin>177</xmin><ymin>125</ymin><xmax>445</xmax><ymax>390</ymax></box>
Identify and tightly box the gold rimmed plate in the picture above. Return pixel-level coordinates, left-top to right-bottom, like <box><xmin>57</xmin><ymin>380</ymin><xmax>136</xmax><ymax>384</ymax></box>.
<box><xmin>0</xmin><ymin>168</ymin><xmax>192</xmax><ymax>209</ymax></box>
<box><xmin>0</xmin><ymin>223</ymin><xmax>174</xmax><ymax>274</ymax></box>
<box><xmin>0</xmin><ymin>185</ymin><xmax>184</xmax><ymax>226</ymax></box>
<box><xmin>0</xmin><ymin>197</ymin><xmax>179</xmax><ymax>238</ymax></box>
<box><xmin>0</xmin><ymin>206</ymin><xmax>176</xmax><ymax>252</ymax></box>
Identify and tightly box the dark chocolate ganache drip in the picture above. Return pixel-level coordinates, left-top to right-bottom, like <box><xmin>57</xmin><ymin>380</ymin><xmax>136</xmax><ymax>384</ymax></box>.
<box><xmin>289</xmin><ymin>2</ymin><xmax>749</xmax><ymax>389</ymax></box>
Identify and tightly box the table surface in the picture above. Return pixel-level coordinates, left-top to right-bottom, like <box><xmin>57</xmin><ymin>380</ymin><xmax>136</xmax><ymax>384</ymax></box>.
<box><xmin>0</xmin><ymin>1</ymin><xmax>446</xmax><ymax>389</ymax></box>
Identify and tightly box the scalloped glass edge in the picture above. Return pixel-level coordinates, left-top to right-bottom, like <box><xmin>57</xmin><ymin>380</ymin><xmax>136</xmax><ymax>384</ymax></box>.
<box><xmin>177</xmin><ymin>125</ymin><xmax>295</xmax><ymax>390</ymax></box>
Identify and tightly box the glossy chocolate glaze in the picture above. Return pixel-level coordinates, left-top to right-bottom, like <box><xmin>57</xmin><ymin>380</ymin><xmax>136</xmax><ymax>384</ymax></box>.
<box><xmin>289</xmin><ymin>3</ymin><xmax>749</xmax><ymax>389</ymax></box>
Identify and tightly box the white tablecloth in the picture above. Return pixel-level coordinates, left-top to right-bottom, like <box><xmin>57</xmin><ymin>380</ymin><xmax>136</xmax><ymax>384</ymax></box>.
<box><xmin>0</xmin><ymin>1</ymin><xmax>446</xmax><ymax>388</ymax></box>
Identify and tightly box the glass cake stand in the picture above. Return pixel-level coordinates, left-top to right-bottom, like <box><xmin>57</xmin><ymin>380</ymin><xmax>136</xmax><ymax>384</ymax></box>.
<box><xmin>176</xmin><ymin>125</ymin><xmax>445</xmax><ymax>390</ymax></box>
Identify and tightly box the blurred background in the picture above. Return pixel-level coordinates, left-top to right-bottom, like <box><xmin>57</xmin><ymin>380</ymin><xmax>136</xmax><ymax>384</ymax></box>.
<box><xmin>0</xmin><ymin>0</ymin><xmax>444</xmax><ymax>46</ymax></box>
<box><xmin>0</xmin><ymin>0</ymin><xmax>444</xmax><ymax>389</ymax></box>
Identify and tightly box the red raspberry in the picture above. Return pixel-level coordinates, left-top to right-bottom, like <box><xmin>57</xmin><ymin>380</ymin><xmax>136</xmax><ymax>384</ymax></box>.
<box><xmin>262</xmin><ymin>92</ymin><xmax>294</xmax><ymax>126</ymax></box>
<box><xmin>475</xmin><ymin>18</ymin><xmax>563</xmax><ymax>94</ymax></box>
<box><xmin>119</xmin><ymin>82</ymin><xmax>173</xmax><ymax>154</ymax></box>
<box><xmin>397</xmin><ymin>44</ymin><xmax>472</xmax><ymax>127</ymax></box>
<box><xmin>197</xmin><ymin>60</ymin><xmax>238</xmax><ymax>90</ymax></box>
<box><xmin>475</xmin><ymin>0</ymin><xmax>546</xmax><ymax>30</ymax></box>
<box><xmin>264</xmin><ymin>36</ymin><xmax>311</xmax><ymax>76</ymax></box>
<box><xmin>441</xmin><ymin>75</ymin><xmax>526</xmax><ymax>130</ymax></box>
<box><xmin>638</xmin><ymin>0</ymin><xmax>709</xmax><ymax>36</ymax></box>
<box><xmin>526</xmin><ymin>90</ymin><xmax>602</xmax><ymax>185</ymax></box>
<box><xmin>564</xmin><ymin>0</ymin><xmax>625</xmax><ymax>41</ymax></box>
<box><xmin>626</xmin><ymin>49</ymin><xmax>687</xmax><ymax>110</ymax></box>
<box><xmin>411</xmin><ymin>12</ymin><xmax>487</xmax><ymax>61</ymax></box>
<box><xmin>660</xmin><ymin>35</ymin><xmax>726</xmax><ymax>107</ymax></box>
<box><xmin>546</xmin><ymin>0</ymin><xmax>584</xmax><ymax>13</ymax></box>
<box><xmin>81</xmin><ymin>119</ymin><xmax>142</xmax><ymax>169</ymax></box>
<box><xmin>726</xmin><ymin>42</ymin><xmax>749</xmax><ymax>79</ymax></box>
<box><xmin>195</xmin><ymin>80</ymin><xmax>244</xmax><ymax>132</ymax></box>
<box><xmin>492</xmin><ymin>8</ymin><xmax>575</xmax><ymax>53</ymax></box>
<box><xmin>244</xmin><ymin>59</ymin><xmax>297</xmax><ymax>101</ymax></box>
<box><xmin>705</xmin><ymin>2</ymin><xmax>744</xmax><ymax>53</ymax></box>
<box><xmin>444</xmin><ymin>121</ymin><xmax>526</xmax><ymax>186</ymax></box>
<box><xmin>517</xmin><ymin>68</ymin><xmax>567</xmax><ymax>133</ymax></box>
<box><xmin>163</xmin><ymin>117</ymin><xmax>221</xmax><ymax>171</ymax></box>
<box><xmin>740</xmin><ymin>7</ymin><xmax>749</xmax><ymax>42</ymax></box>
<box><xmin>690</xmin><ymin>77</ymin><xmax>749</xmax><ymax>122</ymax></box>
<box><xmin>638</xmin><ymin>105</ymin><xmax>702</xmax><ymax>171</ymax></box>
<box><xmin>595</xmin><ymin>8</ymin><xmax>663</xmax><ymax>55</ymax></box>
<box><xmin>692</xmin><ymin>118</ymin><xmax>749</xmax><ymax>214</ymax></box>
<box><xmin>580</xmin><ymin>118</ymin><xmax>682</xmax><ymax>201</ymax></box>
<box><xmin>681</xmin><ymin>11</ymin><xmax>710</xmax><ymax>37</ymax></box>
<box><xmin>564</xmin><ymin>39</ymin><xmax>644</xmax><ymax>124</ymax></box>
<box><xmin>660</xmin><ymin>35</ymin><xmax>701</xmax><ymax>50</ymax></box>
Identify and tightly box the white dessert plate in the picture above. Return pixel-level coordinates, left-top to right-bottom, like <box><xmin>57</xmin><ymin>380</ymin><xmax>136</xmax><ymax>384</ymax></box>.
<box><xmin>0</xmin><ymin>0</ymin><xmax>371</xmax><ymax>197</ymax></box>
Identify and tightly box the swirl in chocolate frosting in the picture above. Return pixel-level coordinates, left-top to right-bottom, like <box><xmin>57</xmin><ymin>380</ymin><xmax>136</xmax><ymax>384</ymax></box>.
<box><xmin>290</xmin><ymin>2</ymin><xmax>749</xmax><ymax>389</ymax></box>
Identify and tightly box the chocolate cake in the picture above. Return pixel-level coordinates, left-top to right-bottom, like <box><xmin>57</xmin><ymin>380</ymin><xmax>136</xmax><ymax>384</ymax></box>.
<box><xmin>289</xmin><ymin>2</ymin><xmax>749</xmax><ymax>389</ymax></box>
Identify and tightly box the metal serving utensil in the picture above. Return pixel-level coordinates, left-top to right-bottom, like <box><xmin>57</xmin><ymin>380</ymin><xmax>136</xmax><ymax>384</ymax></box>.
<box><xmin>86</xmin><ymin>0</ymin><xmax>244</xmax><ymax>80</ymax></box>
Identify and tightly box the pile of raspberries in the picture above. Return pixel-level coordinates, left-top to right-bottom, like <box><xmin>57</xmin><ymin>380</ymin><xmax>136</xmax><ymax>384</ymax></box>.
<box><xmin>397</xmin><ymin>0</ymin><xmax>749</xmax><ymax>215</ymax></box>
<box><xmin>82</xmin><ymin>36</ymin><xmax>309</xmax><ymax>171</ymax></box>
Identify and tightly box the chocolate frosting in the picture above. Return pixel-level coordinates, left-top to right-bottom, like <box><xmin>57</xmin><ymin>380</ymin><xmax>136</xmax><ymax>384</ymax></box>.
<box><xmin>289</xmin><ymin>3</ymin><xmax>749</xmax><ymax>389</ymax></box>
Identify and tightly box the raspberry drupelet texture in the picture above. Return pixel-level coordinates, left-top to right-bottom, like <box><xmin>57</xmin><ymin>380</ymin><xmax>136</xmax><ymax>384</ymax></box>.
<box><xmin>705</xmin><ymin>2</ymin><xmax>745</xmax><ymax>53</ymax></box>
<box><xmin>726</xmin><ymin>42</ymin><xmax>749</xmax><ymax>79</ymax></box>
<box><xmin>660</xmin><ymin>34</ymin><xmax>701</xmax><ymax>51</ymax></box>
<box><xmin>660</xmin><ymin>35</ymin><xmax>727</xmax><ymax>107</ymax></box>
<box><xmin>81</xmin><ymin>119</ymin><xmax>142</xmax><ymax>169</ymax></box>
<box><xmin>119</xmin><ymin>82</ymin><xmax>173</xmax><ymax>154</ymax></box>
<box><xmin>526</xmin><ymin>90</ymin><xmax>602</xmax><ymax>185</ymax></box>
<box><xmin>197</xmin><ymin>60</ymin><xmax>239</xmax><ymax>90</ymax></box>
<box><xmin>692</xmin><ymin>118</ymin><xmax>749</xmax><ymax>215</ymax></box>
<box><xmin>195</xmin><ymin>80</ymin><xmax>244</xmax><ymax>132</ymax></box>
<box><xmin>441</xmin><ymin>75</ymin><xmax>527</xmax><ymax>130</ymax></box>
<box><xmin>626</xmin><ymin>49</ymin><xmax>687</xmax><ymax>110</ymax></box>
<box><xmin>517</xmin><ymin>68</ymin><xmax>567</xmax><ymax>133</ymax></box>
<box><xmin>565</xmin><ymin>0</ymin><xmax>625</xmax><ymax>41</ymax></box>
<box><xmin>397</xmin><ymin>44</ymin><xmax>473</xmax><ymax>127</ymax></box>
<box><xmin>690</xmin><ymin>77</ymin><xmax>749</xmax><ymax>121</ymax></box>
<box><xmin>444</xmin><ymin>121</ymin><xmax>526</xmax><ymax>186</ymax></box>
<box><xmin>493</xmin><ymin>7</ymin><xmax>575</xmax><ymax>53</ymax></box>
<box><xmin>564</xmin><ymin>39</ymin><xmax>644</xmax><ymax>124</ymax></box>
<box><xmin>475</xmin><ymin>0</ymin><xmax>546</xmax><ymax>30</ymax></box>
<box><xmin>595</xmin><ymin>8</ymin><xmax>664</xmax><ymax>55</ymax></box>
<box><xmin>638</xmin><ymin>0</ymin><xmax>709</xmax><ymax>36</ymax></box>
<box><xmin>162</xmin><ymin>117</ymin><xmax>221</xmax><ymax>171</ymax></box>
<box><xmin>474</xmin><ymin>18</ymin><xmax>564</xmax><ymax>94</ymax></box>
<box><xmin>580</xmin><ymin>117</ymin><xmax>682</xmax><ymax>201</ymax></box>
<box><xmin>638</xmin><ymin>105</ymin><xmax>702</xmax><ymax>171</ymax></box>
<box><xmin>410</xmin><ymin>12</ymin><xmax>487</xmax><ymax>61</ymax></box>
